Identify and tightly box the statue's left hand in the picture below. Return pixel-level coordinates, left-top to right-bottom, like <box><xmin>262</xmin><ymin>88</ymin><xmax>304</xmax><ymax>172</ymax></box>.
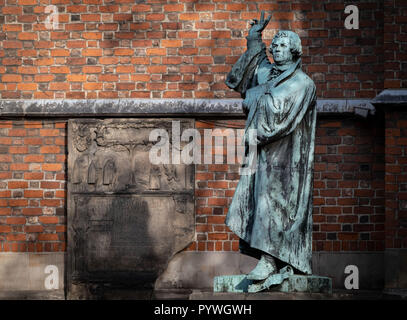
<box><xmin>248</xmin><ymin>11</ymin><xmax>272</xmax><ymax>37</ymax></box>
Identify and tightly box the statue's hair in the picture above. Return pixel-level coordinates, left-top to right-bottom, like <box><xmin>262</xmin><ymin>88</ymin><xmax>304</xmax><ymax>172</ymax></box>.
<box><xmin>270</xmin><ymin>30</ymin><xmax>303</xmax><ymax>61</ymax></box>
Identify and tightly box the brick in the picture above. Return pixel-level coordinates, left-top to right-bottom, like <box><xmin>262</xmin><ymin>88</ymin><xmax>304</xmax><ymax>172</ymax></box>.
<box><xmin>161</xmin><ymin>40</ymin><xmax>182</xmax><ymax>48</ymax></box>
<box><xmin>6</xmin><ymin>217</ymin><xmax>26</xmax><ymax>225</ymax></box>
<box><xmin>40</xmin><ymin>181</ymin><xmax>60</xmax><ymax>189</ymax></box>
<box><xmin>114</xmin><ymin>48</ymin><xmax>134</xmax><ymax>56</ymax></box>
<box><xmin>146</xmin><ymin>48</ymin><xmax>166</xmax><ymax>56</ymax></box>
<box><xmin>9</xmin><ymin>199</ymin><xmax>28</xmax><ymax>206</ymax></box>
<box><xmin>82</xmin><ymin>49</ymin><xmax>102</xmax><ymax>56</ymax></box>
<box><xmin>84</xmin><ymin>83</ymin><xmax>103</xmax><ymax>90</ymax></box>
<box><xmin>18</xmin><ymin>66</ymin><xmax>37</xmax><ymax>74</ymax></box>
<box><xmin>82</xmin><ymin>32</ymin><xmax>102</xmax><ymax>40</ymax></box>
<box><xmin>0</xmin><ymin>226</ymin><xmax>12</xmax><ymax>233</ymax></box>
<box><xmin>0</xmin><ymin>155</ymin><xmax>12</xmax><ymax>162</ymax></box>
<box><xmin>39</xmin><ymin>216</ymin><xmax>59</xmax><ymax>224</ymax></box>
<box><xmin>196</xmin><ymin>173</ymin><xmax>213</xmax><ymax>180</ymax></box>
<box><xmin>34</xmin><ymin>75</ymin><xmax>54</xmax><ymax>82</ymax></box>
<box><xmin>208</xmin><ymin>198</ymin><xmax>227</xmax><ymax>206</ymax></box>
<box><xmin>50</xmin><ymin>82</ymin><xmax>69</xmax><ymax>91</ymax></box>
<box><xmin>0</xmin><ymin>208</ymin><xmax>12</xmax><ymax>215</ymax></box>
<box><xmin>207</xmin><ymin>216</ymin><xmax>225</xmax><ymax>224</ymax></box>
<box><xmin>23</xmin><ymin>138</ymin><xmax>43</xmax><ymax>146</ymax></box>
<box><xmin>146</xmin><ymin>13</ymin><xmax>165</xmax><ymax>21</ymax></box>
<box><xmin>38</xmin><ymin>234</ymin><xmax>59</xmax><ymax>241</ymax></box>
<box><xmin>147</xmin><ymin>66</ymin><xmax>167</xmax><ymax>73</ymax></box>
<box><xmin>8</xmin><ymin>129</ymin><xmax>26</xmax><ymax>137</ymax></box>
<box><xmin>42</xmin><ymin>163</ymin><xmax>63</xmax><ymax>171</ymax></box>
<box><xmin>179</xmin><ymin>13</ymin><xmax>199</xmax><ymax>21</ymax></box>
<box><xmin>193</xmin><ymin>56</ymin><xmax>213</xmax><ymax>64</ymax></box>
<box><xmin>2</xmin><ymin>7</ymin><xmax>23</xmax><ymax>14</ymax></box>
<box><xmin>2</xmin><ymin>74</ymin><xmax>22</xmax><ymax>82</ymax></box>
<box><xmin>208</xmin><ymin>181</ymin><xmax>229</xmax><ymax>189</ymax></box>
<box><xmin>8</xmin><ymin>181</ymin><xmax>29</xmax><ymax>189</ymax></box>
<box><xmin>25</xmin><ymin>225</ymin><xmax>44</xmax><ymax>233</ymax></box>
<box><xmin>67</xmin><ymin>5</ymin><xmax>87</xmax><ymax>13</ymax></box>
<box><xmin>7</xmin><ymin>234</ymin><xmax>26</xmax><ymax>241</ymax></box>
<box><xmin>81</xmin><ymin>14</ymin><xmax>100</xmax><ymax>22</ymax></box>
<box><xmin>24</xmin><ymin>190</ymin><xmax>43</xmax><ymax>198</ymax></box>
<box><xmin>3</xmin><ymin>41</ymin><xmax>22</xmax><ymax>49</ymax></box>
<box><xmin>22</xmin><ymin>208</ymin><xmax>42</xmax><ymax>216</ymax></box>
<box><xmin>226</xmin><ymin>3</ymin><xmax>246</xmax><ymax>11</ymax></box>
<box><xmin>321</xmin><ymin>207</ymin><xmax>341</xmax><ymax>214</ymax></box>
<box><xmin>212</xmin><ymin>31</ymin><xmax>231</xmax><ymax>39</ymax></box>
<box><xmin>40</xmin><ymin>129</ymin><xmax>60</xmax><ymax>137</ymax></box>
<box><xmin>2</xmin><ymin>58</ymin><xmax>22</xmax><ymax>65</ymax></box>
<box><xmin>0</xmin><ymin>190</ymin><xmax>11</xmax><ymax>197</ymax></box>
<box><xmin>10</xmin><ymin>163</ymin><xmax>29</xmax><ymax>171</ymax></box>
<box><xmin>56</xmin><ymin>226</ymin><xmax>66</xmax><ymax>233</ymax></box>
<box><xmin>50</xmin><ymin>66</ymin><xmax>70</xmax><ymax>74</ymax></box>
<box><xmin>164</xmin><ymin>4</ymin><xmax>184</xmax><ymax>11</ymax></box>
<box><xmin>338</xmin><ymin>233</ymin><xmax>359</xmax><ymax>241</ymax></box>
<box><xmin>24</xmin><ymin>155</ymin><xmax>45</xmax><ymax>164</ymax></box>
<box><xmin>40</xmin><ymin>200</ymin><xmax>60</xmax><ymax>207</ymax></box>
<box><xmin>40</xmin><ymin>146</ymin><xmax>60</xmax><ymax>154</ymax></box>
<box><xmin>208</xmin><ymin>233</ymin><xmax>228</xmax><ymax>240</ymax></box>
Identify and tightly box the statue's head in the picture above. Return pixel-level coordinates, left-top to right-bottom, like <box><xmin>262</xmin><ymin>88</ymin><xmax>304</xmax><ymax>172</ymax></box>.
<box><xmin>269</xmin><ymin>30</ymin><xmax>302</xmax><ymax>65</ymax></box>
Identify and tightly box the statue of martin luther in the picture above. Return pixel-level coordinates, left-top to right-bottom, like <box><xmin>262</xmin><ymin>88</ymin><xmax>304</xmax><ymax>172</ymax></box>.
<box><xmin>225</xmin><ymin>11</ymin><xmax>317</xmax><ymax>282</ymax></box>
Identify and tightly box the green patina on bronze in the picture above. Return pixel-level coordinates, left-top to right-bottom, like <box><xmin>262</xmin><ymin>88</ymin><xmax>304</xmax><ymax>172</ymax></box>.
<box><xmin>224</xmin><ymin>12</ymin><xmax>317</xmax><ymax>281</ymax></box>
<box><xmin>213</xmin><ymin>274</ymin><xmax>332</xmax><ymax>294</ymax></box>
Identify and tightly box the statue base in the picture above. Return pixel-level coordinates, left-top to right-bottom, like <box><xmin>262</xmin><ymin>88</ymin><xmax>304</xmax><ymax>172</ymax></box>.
<box><xmin>214</xmin><ymin>274</ymin><xmax>332</xmax><ymax>294</ymax></box>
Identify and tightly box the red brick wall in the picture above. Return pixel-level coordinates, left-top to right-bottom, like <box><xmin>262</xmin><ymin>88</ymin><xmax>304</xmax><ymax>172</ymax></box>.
<box><xmin>0</xmin><ymin>0</ymin><xmax>384</xmax><ymax>99</ymax></box>
<box><xmin>312</xmin><ymin>117</ymin><xmax>385</xmax><ymax>252</ymax></box>
<box><xmin>384</xmin><ymin>0</ymin><xmax>407</xmax><ymax>88</ymax></box>
<box><xmin>0</xmin><ymin>120</ymin><xmax>66</xmax><ymax>252</ymax></box>
<box><xmin>0</xmin><ymin>117</ymin><xmax>386</xmax><ymax>253</ymax></box>
<box><xmin>384</xmin><ymin>110</ymin><xmax>407</xmax><ymax>248</ymax></box>
<box><xmin>188</xmin><ymin>118</ymin><xmax>385</xmax><ymax>253</ymax></box>
<box><xmin>0</xmin><ymin>0</ymin><xmax>404</xmax><ymax>253</ymax></box>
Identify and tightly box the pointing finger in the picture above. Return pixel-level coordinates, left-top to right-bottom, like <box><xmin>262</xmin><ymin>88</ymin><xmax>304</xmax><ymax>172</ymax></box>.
<box><xmin>260</xmin><ymin>10</ymin><xmax>265</xmax><ymax>22</ymax></box>
<box><xmin>264</xmin><ymin>13</ymin><xmax>272</xmax><ymax>27</ymax></box>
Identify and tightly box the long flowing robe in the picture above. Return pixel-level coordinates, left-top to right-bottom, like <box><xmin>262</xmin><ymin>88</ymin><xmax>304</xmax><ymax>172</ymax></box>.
<box><xmin>225</xmin><ymin>35</ymin><xmax>317</xmax><ymax>274</ymax></box>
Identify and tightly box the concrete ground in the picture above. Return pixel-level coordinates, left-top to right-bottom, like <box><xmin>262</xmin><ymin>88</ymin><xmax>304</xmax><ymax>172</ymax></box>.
<box><xmin>0</xmin><ymin>289</ymin><xmax>406</xmax><ymax>300</ymax></box>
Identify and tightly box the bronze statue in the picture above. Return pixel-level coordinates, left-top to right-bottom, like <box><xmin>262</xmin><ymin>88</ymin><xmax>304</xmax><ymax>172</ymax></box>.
<box><xmin>225</xmin><ymin>11</ymin><xmax>317</xmax><ymax>287</ymax></box>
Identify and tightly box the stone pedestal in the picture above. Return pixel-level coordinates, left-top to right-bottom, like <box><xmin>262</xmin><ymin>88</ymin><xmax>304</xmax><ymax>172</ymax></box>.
<box><xmin>214</xmin><ymin>274</ymin><xmax>332</xmax><ymax>294</ymax></box>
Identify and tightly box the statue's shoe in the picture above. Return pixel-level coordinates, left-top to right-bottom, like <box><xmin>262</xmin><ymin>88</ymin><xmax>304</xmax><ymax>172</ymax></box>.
<box><xmin>246</xmin><ymin>255</ymin><xmax>277</xmax><ymax>281</ymax></box>
<box><xmin>248</xmin><ymin>265</ymin><xmax>294</xmax><ymax>293</ymax></box>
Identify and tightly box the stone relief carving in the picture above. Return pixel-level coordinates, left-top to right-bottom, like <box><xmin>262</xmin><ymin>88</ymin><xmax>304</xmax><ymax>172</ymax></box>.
<box><xmin>72</xmin><ymin>155</ymin><xmax>89</xmax><ymax>184</ymax></box>
<box><xmin>149</xmin><ymin>166</ymin><xmax>161</xmax><ymax>190</ymax></box>
<box><xmin>103</xmin><ymin>159</ymin><xmax>116</xmax><ymax>186</ymax></box>
<box><xmin>87</xmin><ymin>162</ymin><xmax>97</xmax><ymax>185</ymax></box>
<box><xmin>72</xmin><ymin>123</ymin><xmax>92</xmax><ymax>152</ymax></box>
<box><xmin>67</xmin><ymin>119</ymin><xmax>195</xmax><ymax>299</ymax></box>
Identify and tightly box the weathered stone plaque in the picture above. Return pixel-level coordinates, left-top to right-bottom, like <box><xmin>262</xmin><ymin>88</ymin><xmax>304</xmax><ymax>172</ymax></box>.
<box><xmin>67</xmin><ymin>119</ymin><xmax>194</xmax><ymax>299</ymax></box>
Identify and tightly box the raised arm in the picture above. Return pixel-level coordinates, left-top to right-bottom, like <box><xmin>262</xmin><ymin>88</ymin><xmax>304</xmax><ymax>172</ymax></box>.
<box><xmin>225</xmin><ymin>11</ymin><xmax>272</xmax><ymax>100</ymax></box>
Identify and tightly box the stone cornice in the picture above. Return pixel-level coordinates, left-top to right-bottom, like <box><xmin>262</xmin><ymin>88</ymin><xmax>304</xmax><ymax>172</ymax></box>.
<box><xmin>0</xmin><ymin>98</ymin><xmax>375</xmax><ymax>118</ymax></box>
<box><xmin>371</xmin><ymin>89</ymin><xmax>407</xmax><ymax>108</ymax></box>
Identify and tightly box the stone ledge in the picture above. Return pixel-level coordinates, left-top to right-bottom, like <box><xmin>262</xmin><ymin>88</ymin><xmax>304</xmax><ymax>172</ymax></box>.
<box><xmin>372</xmin><ymin>89</ymin><xmax>407</xmax><ymax>106</ymax></box>
<box><xmin>0</xmin><ymin>290</ymin><xmax>64</xmax><ymax>300</ymax></box>
<box><xmin>189</xmin><ymin>289</ymin><xmax>389</xmax><ymax>300</ymax></box>
<box><xmin>0</xmin><ymin>99</ymin><xmax>375</xmax><ymax>118</ymax></box>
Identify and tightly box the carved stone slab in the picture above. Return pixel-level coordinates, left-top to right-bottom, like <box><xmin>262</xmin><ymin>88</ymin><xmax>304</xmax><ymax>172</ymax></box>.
<box><xmin>67</xmin><ymin>119</ymin><xmax>195</xmax><ymax>299</ymax></box>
